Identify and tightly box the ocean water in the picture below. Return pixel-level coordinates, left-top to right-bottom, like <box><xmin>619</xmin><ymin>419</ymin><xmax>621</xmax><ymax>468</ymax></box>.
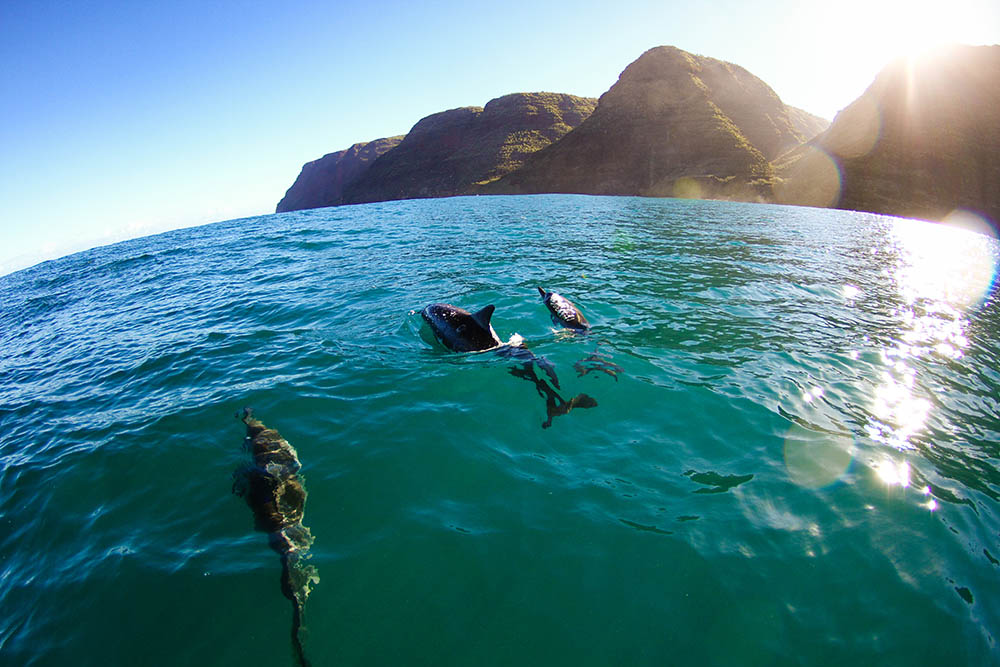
<box><xmin>2</xmin><ymin>194</ymin><xmax>999</xmax><ymax>666</ymax></box>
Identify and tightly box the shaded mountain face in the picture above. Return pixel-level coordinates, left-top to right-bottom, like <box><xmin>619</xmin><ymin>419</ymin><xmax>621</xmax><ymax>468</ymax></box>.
<box><xmin>340</xmin><ymin>92</ymin><xmax>597</xmax><ymax>204</ymax></box>
<box><xmin>776</xmin><ymin>45</ymin><xmax>1000</xmax><ymax>224</ymax></box>
<box><xmin>276</xmin><ymin>136</ymin><xmax>404</xmax><ymax>213</ymax></box>
<box><xmin>275</xmin><ymin>46</ymin><xmax>843</xmax><ymax>214</ymax></box>
<box><xmin>276</xmin><ymin>93</ymin><xmax>597</xmax><ymax>212</ymax></box>
<box><xmin>785</xmin><ymin>106</ymin><xmax>829</xmax><ymax>142</ymax></box>
<box><xmin>492</xmin><ymin>46</ymin><xmax>816</xmax><ymax>201</ymax></box>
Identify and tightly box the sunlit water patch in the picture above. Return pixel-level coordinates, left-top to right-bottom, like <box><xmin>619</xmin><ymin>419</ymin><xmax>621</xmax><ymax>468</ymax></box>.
<box><xmin>1</xmin><ymin>195</ymin><xmax>999</xmax><ymax>666</ymax></box>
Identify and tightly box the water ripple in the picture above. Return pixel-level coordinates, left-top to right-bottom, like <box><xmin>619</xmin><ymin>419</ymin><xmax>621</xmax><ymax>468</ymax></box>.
<box><xmin>1</xmin><ymin>196</ymin><xmax>999</xmax><ymax>665</ymax></box>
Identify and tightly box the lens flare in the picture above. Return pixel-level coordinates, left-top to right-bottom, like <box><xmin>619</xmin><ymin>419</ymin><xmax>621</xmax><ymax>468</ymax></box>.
<box><xmin>875</xmin><ymin>458</ymin><xmax>911</xmax><ymax>488</ymax></box>
<box><xmin>824</xmin><ymin>95</ymin><xmax>882</xmax><ymax>159</ymax></box>
<box><xmin>784</xmin><ymin>423</ymin><xmax>854</xmax><ymax>489</ymax></box>
<box><xmin>774</xmin><ymin>146</ymin><xmax>843</xmax><ymax>209</ymax></box>
<box><xmin>672</xmin><ymin>177</ymin><xmax>703</xmax><ymax>200</ymax></box>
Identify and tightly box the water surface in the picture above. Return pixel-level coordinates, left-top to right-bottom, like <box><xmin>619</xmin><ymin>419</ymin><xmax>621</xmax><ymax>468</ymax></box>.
<box><xmin>1</xmin><ymin>195</ymin><xmax>999</xmax><ymax>665</ymax></box>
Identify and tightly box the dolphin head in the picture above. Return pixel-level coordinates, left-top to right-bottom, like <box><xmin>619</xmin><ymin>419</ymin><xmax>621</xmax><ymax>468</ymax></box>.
<box><xmin>420</xmin><ymin>303</ymin><xmax>504</xmax><ymax>352</ymax></box>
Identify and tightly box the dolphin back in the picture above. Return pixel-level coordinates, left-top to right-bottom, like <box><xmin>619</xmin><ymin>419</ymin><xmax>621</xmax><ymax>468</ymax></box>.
<box><xmin>420</xmin><ymin>303</ymin><xmax>503</xmax><ymax>352</ymax></box>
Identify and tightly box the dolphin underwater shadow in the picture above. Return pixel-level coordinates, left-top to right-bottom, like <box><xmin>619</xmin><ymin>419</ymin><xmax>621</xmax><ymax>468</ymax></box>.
<box><xmin>233</xmin><ymin>408</ymin><xmax>319</xmax><ymax>667</ymax></box>
<box><xmin>420</xmin><ymin>302</ymin><xmax>597</xmax><ymax>428</ymax></box>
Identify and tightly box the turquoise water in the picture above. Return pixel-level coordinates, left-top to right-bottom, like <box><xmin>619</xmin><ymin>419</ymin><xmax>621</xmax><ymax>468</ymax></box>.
<box><xmin>2</xmin><ymin>194</ymin><xmax>999</xmax><ymax>666</ymax></box>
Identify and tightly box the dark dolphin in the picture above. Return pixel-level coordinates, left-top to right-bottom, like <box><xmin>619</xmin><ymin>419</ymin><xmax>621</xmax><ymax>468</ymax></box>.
<box><xmin>420</xmin><ymin>301</ymin><xmax>557</xmax><ymax>385</ymax></box>
<box><xmin>233</xmin><ymin>408</ymin><xmax>318</xmax><ymax>667</ymax></box>
<box><xmin>421</xmin><ymin>303</ymin><xmax>503</xmax><ymax>352</ymax></box>
<box><xmin>420</xmin><ymin>301</ymin><xmax>597</xmax><ymax>428</ymax></box>
<box><xmin>537</xmin><ymin>287</ymin><xmax>590</xmax><ymax>331</ymax></box>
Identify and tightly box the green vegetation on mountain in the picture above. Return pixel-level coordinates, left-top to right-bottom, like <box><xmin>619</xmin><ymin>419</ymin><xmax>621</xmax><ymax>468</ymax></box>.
<box><xmin>277</xmin><ymin>48</ymin><xmax>829</xmax><ymax>212</ymax></box>
<box><xmin>340</xmin><ymin>93</ymin><xmax>597</xmax><ymax>204</ymax></box>
<box><xmin>276</xmin><ymin>44</ymin><xmax>1000</xmax><ymax>228</ymax></box>
<box><xmin>785</xmin><ymin>105</ymin><xmax>830</xmax><ymax>143</ymax></box>
<box><xmin>490</xmin><ymin>47</ymin><xmax>815</xmax><ymax>202</ymax></box>
<box><xmin>277</xmin><ymin>93</ymin><xmax>596</xmax><ymax>212</ymax></box>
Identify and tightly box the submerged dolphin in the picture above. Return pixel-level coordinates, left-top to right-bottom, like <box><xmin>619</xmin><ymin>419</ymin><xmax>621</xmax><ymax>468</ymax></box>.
<box><xmin>537</xmin><ymin>287</ymin><xmax>590</xmax><ymax>331</ymax></box>
<box><xmin>233</xmin><ymin>408</ymin><xmax>318</xmax><ymax>667</ymax></box>
<box><xmin>420</xmin><ymin>303</ymin><xmax>507</xmax><ymax>352</ymax></box>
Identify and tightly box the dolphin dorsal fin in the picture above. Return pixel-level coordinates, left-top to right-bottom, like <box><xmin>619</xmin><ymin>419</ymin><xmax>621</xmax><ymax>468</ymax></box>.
<box><xmin>472</xmin><ymin>305</ymin><xmax>495</xmax><ymax>330</ymax></box>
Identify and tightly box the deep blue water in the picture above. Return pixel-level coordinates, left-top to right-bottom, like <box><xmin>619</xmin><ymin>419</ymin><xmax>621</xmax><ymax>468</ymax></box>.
<box><xmin>2</xmin><ymin>194</ymin><xmax>999</xmax><ymax>666</ymax></box>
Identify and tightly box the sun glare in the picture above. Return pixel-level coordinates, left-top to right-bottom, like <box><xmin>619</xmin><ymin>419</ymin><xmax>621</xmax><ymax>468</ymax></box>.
<box><xmin>839</xmin><ymin>0</ymin><xmax>969</xmax><ymax>60</ymax></box>
<box><xmin>876</xmin><ymin>458</ymin><xmax>911</xmax><ymax>488</ymax></box>
<box><xmin>892</xmin><ymin>214</ymin><xmax>999</xmax><ymax>311</ymax></box>
<box><xmin>799</xmin><ymin>0</ymin><xmax>994</xmax><ymax>113</ymax></box>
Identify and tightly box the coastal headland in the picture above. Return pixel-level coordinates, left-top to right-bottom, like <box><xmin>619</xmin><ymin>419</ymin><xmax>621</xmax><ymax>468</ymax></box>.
<box><xmin>278</xmin><ymin>44</ymin><xmax>1000</xmax><ymax>226</ymax></box>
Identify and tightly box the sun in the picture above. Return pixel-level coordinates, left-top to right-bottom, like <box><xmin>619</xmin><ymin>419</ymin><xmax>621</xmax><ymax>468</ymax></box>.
<box><xmin>807</xmin><ymin>0</ymin><xmax>994</xmax><ymax>69</ymax></box>
<box><xmin>786</xmin><ymin>0</ymin><xmax>999</xmax><ymax>118</ymax></box>
<box><xmin>850</xmin><ymin>0</ymin><xmax>958</xmax><ymax>58</ymax></box>
<box><xmin>875</xmin><ymin>1</ymin><xmax>952</xmax><ymax>58</ymax></box>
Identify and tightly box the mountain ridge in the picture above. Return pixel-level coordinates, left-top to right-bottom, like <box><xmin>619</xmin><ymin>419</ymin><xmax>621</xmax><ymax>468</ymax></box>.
<box><xmin>277</xmin><ymin>92</ymin><xmax>597</xmax><ymax>211</ymax></box>
<box><xmin>275</xmin><ymin>45</ymin><xmax>1000</xmax><ymax>228</ymax></box>
<box><xmin>489</xmin><ymin>46</ymin><xmax>813</xmax><ymax>201</ymax></box>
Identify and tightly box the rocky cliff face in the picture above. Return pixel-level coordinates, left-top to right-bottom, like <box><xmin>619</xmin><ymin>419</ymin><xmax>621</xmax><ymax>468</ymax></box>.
<box><xmin>277</xmin><ymin>93</ymin><xmax>597</xmax><ymax>212</ymax></box>
<box><xmin>492</xmin><ymin>46</ymin><xmax>816</xmax><ymax>201</ymax></box>
<box><xmin>276</xmin><ymin>136</ymin><xmax>404</xmax><ymax>213</ymax></box>
<box><xmin>340</xmin><ymin>92</ymin><xmax>597</xmax><ymax>204</ymax></box>
<box><xmin>776</xmin><ymin>45</ymin><xmax>1000</xmax><ymax>223</ymax></box>
<box><xmin>276</xmin><ymin>47</ymin><xmax>843</xmax><ymax>214</ymax></box>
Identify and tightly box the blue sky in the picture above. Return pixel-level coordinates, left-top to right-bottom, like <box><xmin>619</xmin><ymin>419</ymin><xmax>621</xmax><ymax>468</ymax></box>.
<box><xmin>2</xmin><ymin>0</ymin><xmax>998</xmax><ymax>275</ymax></box>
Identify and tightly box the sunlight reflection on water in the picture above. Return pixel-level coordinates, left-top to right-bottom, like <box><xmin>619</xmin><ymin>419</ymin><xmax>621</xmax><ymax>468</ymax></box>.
<box><xmin>788</xmin><ymin>214</ymin><xmax>1000</xmax><ymax>497</ymax></box>
<box><xmin>894</xmin><ymin>211</ymin><xmax>998</xmax><ymax>310</ymax></box>
<box><xmin>867</xmin><ymin>214</ymin><xmax>999</xmax><ymax>475</ymax></box>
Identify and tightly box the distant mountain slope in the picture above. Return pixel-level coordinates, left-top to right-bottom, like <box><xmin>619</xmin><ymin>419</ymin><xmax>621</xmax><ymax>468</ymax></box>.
<box><xmin>276</xmin><ymin>136</ymin><xmax>404</xmax><ymax>213</ymax></box>
<box><xmin>276</xmin><ymin>93</ymin><xmax>596</xmax><ymax>212</ymax></box>
<box><xmin>340</xmin><ymin>92</ymin><xmax>597</xmax><ymax>205</ymax></box>
<box><xmin>491</xmin><ymin>46</ymin><xmax>816</xmax><ymax>201</ymax></box>
<box><xmin>785</xmin><ymin>105</ymin><xmax>829</xmax><ymax>141</ymax></box>
<box><xmin>776</xmin><ymin>45</ymin><xmax>1000</xmax><ymax>223</ymax></box>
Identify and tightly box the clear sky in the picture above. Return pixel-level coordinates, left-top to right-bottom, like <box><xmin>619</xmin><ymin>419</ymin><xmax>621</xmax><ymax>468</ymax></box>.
<box><xmin>2</xmin><ymin>0</ymin><xmax>998</xmax><ymax>275</ymax></box>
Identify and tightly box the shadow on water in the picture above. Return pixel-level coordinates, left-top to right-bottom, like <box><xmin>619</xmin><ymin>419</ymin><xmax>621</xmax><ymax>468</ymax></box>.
<box><xmin>503</xmin><ymin>349</ymin><xmax>598</xmax><ymax>429</ymax></box>
<box><xmin>573</xmin><ymin>344</ymin><xmax>624</xmax><ymax>382</ymax></box>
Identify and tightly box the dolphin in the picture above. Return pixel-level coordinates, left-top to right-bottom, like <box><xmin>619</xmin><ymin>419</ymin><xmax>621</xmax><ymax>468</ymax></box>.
<box><xmin>420</xmin><ymin>301</ymin><xmax>597</xmax><ymax>427</ymax></box>
<box><xmin>233</xmin><ymin>408</ymin><xmax>318</xmax><ymax>667</ymax></box>
<box><xmin>420</xmin><ymin>303</ymin><xmax>505</xmax><ymax>352</ymax></box>
<box><xmin>420</xmin><ymin>301</ymin><xmax>555</xmax><ymax>382</ymax></box>
<box><xmin>537</xmin><ymin>288</ymin><xmax>623</xmax><ymax>382</ymax></box>
<box><xmin>537</xmin><ymin>287</ymin><xmax>590</xmax><ymax>331</ymax></box>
